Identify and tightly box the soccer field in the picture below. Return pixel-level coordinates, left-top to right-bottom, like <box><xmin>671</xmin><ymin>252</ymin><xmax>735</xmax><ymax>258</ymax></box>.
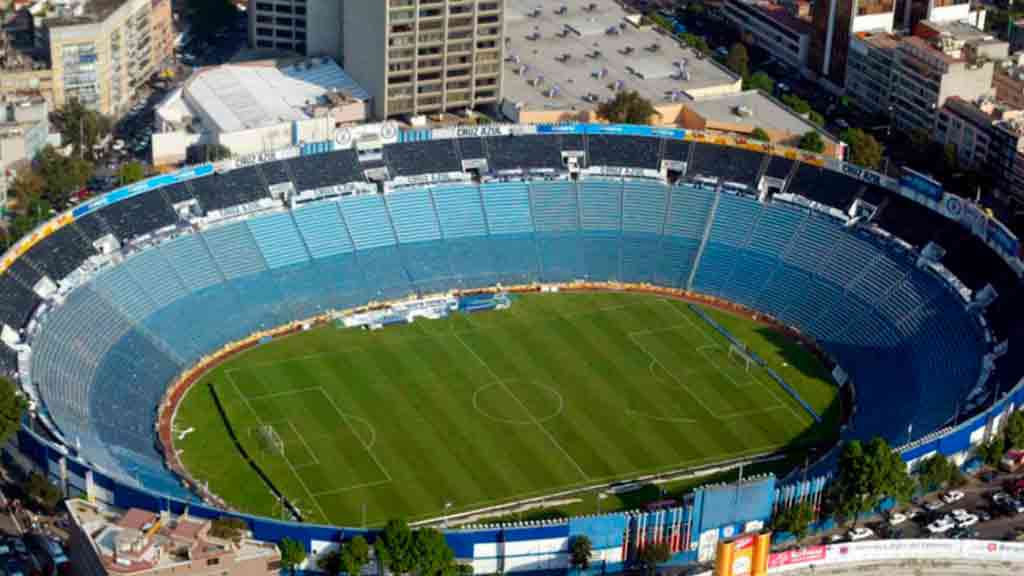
<box><xmin>174</xmin><ymin>292</ymin><xmax>839</xmax><ymax>526</ymax></box>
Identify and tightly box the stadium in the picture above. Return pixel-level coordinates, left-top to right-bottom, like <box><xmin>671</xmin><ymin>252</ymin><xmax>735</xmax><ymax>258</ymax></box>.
<box><xmin>2</xmin><ymin>122</ymin><xmax>1024</xmax><ymax>572</ymax></box>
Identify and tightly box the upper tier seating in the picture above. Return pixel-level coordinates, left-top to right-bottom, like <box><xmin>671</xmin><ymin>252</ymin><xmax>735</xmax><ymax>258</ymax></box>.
<box><xmin>587</xmin><ymin>135</ymin><xmax>662</xmax><ymax>169</ymax></box>
<box><xmin>288</xmin><ymin>149</ymin><xmax>362</xmax><ymax>191</ymax></box>
<box><xmin>763</xmin><ymin>156</ymin><xmax>795</xmax><ymax>181</ymax></box>
<box><xmin>190</xmin><ymin>166</ymin><xmax>269</xmax><ymax>212</ymax></box>
<box><xmin>486</xmin><ymin>135</ymin><xmax>563</xmax><ymax>171</ymax></box>
<box><xmin>688</xmin><ymin>143</ymin><xmax>764</xmax><ymax>186</ymax></box>
<box><xmin>0</xmin><ymin>273</ymin><xmax>39</xmax><ymax>329</ymax></box>
<box><xmin>662</xmin><ymin>139</ymin><xmax>690</xmax><ymax>163</ymax></box>
<box><xmin>100</xmin><ymin>190</ymin><xmax>178</xmax><ymax>242</ymax></box>
<box><xmin>385</xmin><ymin>141</ymin><xmax>461</xmax><ymax>176</ymax></box>
<box><xmin>787</xmin><ymin>164</ymin><xmax>863</xmax><ymax>211</ymax></box>
<box><xmin>457</xmin><ymin>137</ymin><xmax>486</xmax><ymax>160</ymax></box>
<box><xmin>23</xmin><ymin>224</ymin><xmax>96</xmax><ymax>282</ymax></box>
<box><xmin>260</xmin><ymin>159</ymin><xmax>294</xmax><ymax>186</ymax></box>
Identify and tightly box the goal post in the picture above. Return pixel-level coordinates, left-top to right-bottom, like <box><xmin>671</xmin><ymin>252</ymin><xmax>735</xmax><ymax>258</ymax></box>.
<box><xmin>727</xmin><ymin>343</ymin><xmax>755</xmax><ymax>373</ymax></box>
<box><xmin>252</xmin><ymin>424</ymin><xmax>285</xmax><ymax>457</ymax></box>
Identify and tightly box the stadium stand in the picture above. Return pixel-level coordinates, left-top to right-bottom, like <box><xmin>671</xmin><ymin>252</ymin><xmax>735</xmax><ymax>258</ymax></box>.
<box><xmin>288</xmin><ymin>149</ymin><xmax>362</xmax><ymax>192</ymax></box>
<box><xmin>12</xmin><ymin>133</ymin><xmax>1005</xmax><ymax>510</ymax></box>
<box><xmin>22</xmin><ymin>224</ymin><xmax>96</xmax><ymax>282</ymax></box>
<box><xmin>190</xmin><ymin>166</ymin><xmax>269</xmax><ymax>212</ymax></box>
<box><xmin>486</xmin><ymin>135</ymin><xmax>563</xmax><ymax>171</ymax></box>
<box><xmin>787</xmin><ymin>164</ymin><xmax>863</xmax><ymax>211</ymax></box>
<box><xmin>99</xmin><ymin>191</ymin><xmax>179</xmax><ymax>242</ymax></box>
<box><xmin>687</xmin><ymin>143</ymin><xmax>764</xmax><ymax>186</ymax></box>
<box><xmin>385</xmin><ymin>140</ymin><xmax>461</xmax><ymax>176</ymax></box>
<box><xmin>587</xmin><ymin>135</ymin><xmax>662</xmax><ymax>169</ymax></box>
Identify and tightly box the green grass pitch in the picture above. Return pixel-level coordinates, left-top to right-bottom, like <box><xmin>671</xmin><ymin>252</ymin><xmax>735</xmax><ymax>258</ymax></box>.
<box><xmin>174</xmin><ymin>292</ymin><xmax>839</xmax><ymax>526</ymax></box>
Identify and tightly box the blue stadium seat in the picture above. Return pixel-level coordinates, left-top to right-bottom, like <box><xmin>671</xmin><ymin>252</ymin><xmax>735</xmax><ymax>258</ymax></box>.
<box><xmin>385</xmin><ymin>189</ymin><xmax>443</xmax><ymax>243</ymax></box>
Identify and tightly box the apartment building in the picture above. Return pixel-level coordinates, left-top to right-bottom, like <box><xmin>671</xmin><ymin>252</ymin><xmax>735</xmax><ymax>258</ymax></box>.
<box><xmin>994</xmin><ymin>55</ymin><xmax>1024</xmax><ymax>110</ymax></box>
<box><xmin>936</xmin><ymin>96</ymin><xmax>1024</xmax><ymax>202</ymax></box>
<box><xmin>846</xmin><ymin>31</ymin><xmax>899</xmax><ymax>117</ymax></box>
<box><xmin>0</xmin><ymin>95</ymin><xmax>50</xmax><ymax>211</ymax></box>
<box><xmin>890</xmin><ymin>21</ymin><xmax>1004</xmax><ymax>134</ymax></box>
<box><xmin>248</xmin><ymin>0</ymin><xmax>505</xmax><ymax>119</ymax></box>
<box><xmin>45</xmin><ymin>0</ymin><xmax>174</xmax><ymax>116</ymax></box>
<box><xmin>722</xmin><ymin>0</ymin><xmax>812</xmax><ymax>70</ymax></box>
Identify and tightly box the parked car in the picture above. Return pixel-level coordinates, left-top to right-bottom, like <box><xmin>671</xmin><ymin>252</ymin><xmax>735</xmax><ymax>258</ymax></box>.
<box><xmin>950</xmin><ymin>508</ymin><xmax>970</xmax><ymax>520</ymax></box>
<box><xmin>925</xmin><ymin>500</ymin><xmax>945</xmax><ymax>511</ymax></box>
<box><xmin>927</xmin><ymin>516</ymin><xmax>956</xmax><ymax>534</ymax></box>
<box><xmin>956</xmin><ymin>514</ymin><xmax>979</xmax><ymax>528</ymax></box>
<box><xmin>977</xmin><ymin>509</ymin><xmax>992</xmax><ymax>522</ymax></box>
<box><xmin>941</xmin><ymin>491</ymin><xmax>965</xmax><ymax>504</ymax></box>
<box><xmin>848</xmin><ymin>527</ymin><xmax>874</xmax><ymax>541</ymax></box>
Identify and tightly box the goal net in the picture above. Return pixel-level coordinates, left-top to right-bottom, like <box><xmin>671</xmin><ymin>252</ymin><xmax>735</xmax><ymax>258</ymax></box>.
<box><xmin>252</xmin><ymin>424</ymin><xmax>285</xmax><ymax>457</ymax></box>
<box><xmin>728</xmin><ymin>343</ymin><xmax>756</xmax><ymax>373</ymax></box>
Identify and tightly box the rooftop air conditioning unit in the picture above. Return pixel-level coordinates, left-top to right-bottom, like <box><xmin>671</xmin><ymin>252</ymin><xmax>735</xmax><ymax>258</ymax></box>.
<box><xmin>734</xmin><ymin>105</ymin><xmax>753</xmax><ymax>117</ymax></box>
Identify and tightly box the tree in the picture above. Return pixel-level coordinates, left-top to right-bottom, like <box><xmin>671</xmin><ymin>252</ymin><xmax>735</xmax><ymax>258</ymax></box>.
<box><xmin>374</xmin><ymin>519</ymin><xmax>416</xmax><ymax>575</ymax></box>
<box><xmin>725</xmin><ymin>43</ymin><xmax>749</xmax><ymax>79</ymax></box>
<box><xmin>1006</xmin><ymin>411</ymin><xmax>1024</xmax><ymax>449</ymax></box>
<box><xmin>278</xmin><ymin>538</ymin><xmax>307</xmax><ymax>575</ymax></box>
<box><xmin>808</xmin><ymin>110</ymin><xmax>824</xmax><ymax>127</ymax></box>
<box><xmin>341</xmin><ymin>535</ymin><xmax>371</xmax><ymax>576</ymax></box>
<box><xmin>57</xmin><ymin>99</ymin><xmax>111</xmax><ymax>161</ymax></box>
<box><xmin>977</xmin><ymin>436</ymin><xmax>1006</xmax><ymax>467</ymax></box>
<box><xmin>318</xmin><ymin>549</ymin><xmax>344</xmax><ymax>576</ymax></box>
<box><xmin>24</xmin><ymin>471</ymin><xmax>61</xmax><ymax>512</ymax></box>
<box><xmin>841</xmin><ymin>128</ymin><xmax>884</xmax><ymax>170</ymax></box>
<box><xmin>916</xmin><ymin>454</ymin><xmax>958</xmax><ymax>492</ymax></box>
<box><xmin>0</xmin><ymin>376</ymin><xmax>26</xmax><ymax>447</ymax></box>
<box><xmin>595</xmin><ymin>90</ymin><xmax>658</xmax><ymax>125</ymax></box>
<box><xmin>834</xmin><ymin>438</ymin><xmax>913</xmax><ymax>526</ymax></box>
<box><xmin>798</xmin><ymin>131</ymin><xmax>825</xmax><ymax>154</ymax></box>
<box><xmin>412</xmin><ymin>527</ymin><xmax>458</xmax><ymax>576</ymax></box>
<box><xmin>34</xmin><ymin>146</ymin><xmax>93</xmax><ymax>210</ymax></box>
<box><xmin>781</xmin><ymin>94</ymin><xmax>812</xmax><ymax>115</ymax></box>
<box><xmin>773</xmin><ymin>502</ymin><xmax>814</xmax><ymax>541</ymax></box>
<box><xmin>750</xmin><ymin>127</ymin><xmax>770</xmax><ymax>142</ymax></box>
<box><xmin>746</xmin><ymin>71</ymin><xmax>774</xmax><ymax>93</ymax></box>
<box><xmin>569</xmin><ymin>535</ymin><xmax>592</xmax><ymax>571</ymax></box>
<box><xmin>208</xmin><ymin>516</ymin><xmax>247</xmax><ymax>542</ymax></box>
<box><xmin>117</xmin><ymin>161</ymin><xmax>146</xmax><ymax>186</ymax></box>
<box><xmin>636</xmin><ymin>541</ymin><xmax>671</xmax><ymax>576</ymax></box>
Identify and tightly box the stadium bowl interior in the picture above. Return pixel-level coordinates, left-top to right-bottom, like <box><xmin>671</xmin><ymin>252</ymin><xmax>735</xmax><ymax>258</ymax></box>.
<box><xmin>2</xmin><ymin>129</ymin><xmax>1022</xmax><ymax>514</ymax></box>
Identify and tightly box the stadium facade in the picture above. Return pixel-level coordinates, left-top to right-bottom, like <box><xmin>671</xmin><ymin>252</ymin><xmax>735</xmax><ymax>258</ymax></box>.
<box><xmin>1</xmin><ymin>122</ymin><xmax>1023</xmax><ymax>572</ymax></box>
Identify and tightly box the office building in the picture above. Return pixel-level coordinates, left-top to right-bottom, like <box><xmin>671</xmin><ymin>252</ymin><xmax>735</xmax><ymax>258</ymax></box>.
<box><xmin>846</xmin><ymin>31</ymin><xmax>899</xmax><ymax>117</ymax></box>
<box><xmin>0</xmin><ymin>95</ymin><xmax>50</xmax><ymax>212</ymax></box>
<box><xmin>722</xmin><ymin>0</ymin><xmax>813</xmax><ymax>70</ymax></box>
<box><xmin>936</xmin><ymin>96</ymin><xmax>1024</xmax><ymax>202</ymax></box>
<box><xmin>248</xmin><ymin>0</ymin><xmax>505</xmax><ymax>119</ymax></box>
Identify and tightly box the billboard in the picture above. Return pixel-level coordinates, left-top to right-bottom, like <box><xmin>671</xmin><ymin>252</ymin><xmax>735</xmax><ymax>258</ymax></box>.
<box><xmin>899</xmin><ymin>168</ymin><xmax>944</xmax><ymax>202</ymax></box>
<box><xmin>715</xmin><ymin>532</ymin><xmax>771</xmax><ymax>576</ymax></box>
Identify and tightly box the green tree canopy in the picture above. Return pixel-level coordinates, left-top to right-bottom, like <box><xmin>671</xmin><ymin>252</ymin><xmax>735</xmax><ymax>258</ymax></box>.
<box><xmin>977</xmin><ymin>436</ymin><xmax>1006</xmax><ymax>467</ymax></box>
<box><xmin>341</xmin><ymin>535</ymin><xmax>371</xmax><ymax>576</ymax></box>
<box><xmin>725</xmin><ymin>43</ymin><xmax>749</xmax><ymax>79</ymax></box>
<box><xmin>35</xmin><ymin>145</ymin><xmax>93</xmax><ymax>210</ymax></box>
<box><xmin>24</xmin><ymin>471</ymin><xmax>61</xmax><ymax>512</ymax></box>
<box><xmin>773</xmin><ymin>502</ymin><xmax>814</xmax><ymax>541</ymax></box>
<box><xmin>916</xmin><ymin>454</ymin><xmax>959</xmax><ymax>492</ymax></box>
<box><xmin>208</xmin><ymin>516</ymin><xmax>247</xmax><ymax>542</ymax></box>
<box><xmin>0</xmin><ymin>376</ymin><xmax>26</xmax><ymax>446</ymax></box>
<box><xmin>1005</xmin><ymin>411</ymin><xmax>1024</xmax><ymax>449</ymax></box>
<box><xmin>569</xmin><ymin>535</ymin><xmax>592</xmax><ymax>571</ymax></box>
<box><xmin>636</xmin><ymin>541</ymin><xmax>671</xmax><ymax>576</ymax></box>
<box><xmin>835</xmin><ymin>438</ymin><xmax>913</xmax><ymax>525</ymax></box>
<box><xmin>318</xmin><ymin>549</ymin><xmax>343</xmax><ymax>576</ymax></box>
<box><xmin>798</xmin><ymin>131</ymin><xmax>825</xmax><ymax>154</ymax></box>
<box><xmin>57</xmin><ymin>99</ymin><xmax>111</xmax><ymax>161</ymax></box>
<box><xmin>841</xmin><ymin>128</ymin><xmax>884</xmax><ymax>170</ymax></box>
<box><xmin>781</xmin><ymin>94</ymin><xmax>812</xmax><ymax>115</ymax></box>
<box><xmin>278</xmin><ymin>538</ymin><xmax>307</xmax><ymax>575</ymax></box>
<box><xmin>808</xmin><ymin>110</ymin><xmax>824</xmax><ymax>127</ymax></box>
<box><xmin>750</xmin><ymin>127</ymin><xmax>770</xmax><ymax>142</ymax></box>
<box><xmin>746</xmin><ymin>71</ymin><xmax>774</xmax><ymax>93</ymax></box>
<box><xmin>412</xmin><ymin>527</ymin><xmax>458</xmax><ymax>576</ymax></box>
<box><xmin>117</xmin><ymin>161</ymin><xmax>146</xmax><ymax>186</ymax></box>
<box><xmin>375</xmin><ymin>519</ymin><xmax>417</xmax><ymax>574</ymax></box>
<box><xmin>596</xmin><ymin>90</ymin><xmax>658</xmax><ymax>125</ymax></box>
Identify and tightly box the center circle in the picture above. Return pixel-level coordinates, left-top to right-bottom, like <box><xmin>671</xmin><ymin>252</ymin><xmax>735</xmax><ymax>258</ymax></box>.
<box><xmin>472</xmin><ymin>380</ymin><xmax>564</xmax><ymax>425</ymax></box>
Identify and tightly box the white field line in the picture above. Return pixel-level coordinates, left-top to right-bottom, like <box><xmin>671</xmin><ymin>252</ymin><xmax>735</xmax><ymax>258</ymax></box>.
<box><xmin>452</xmin><ymin>330</ymin><xmax>590</xmax><ymax>481</ymax></box>
<box><xmin>316</xmin><ymin>387</ymin><xmax>393</xmax><ymax>483</ymax></box>
<box><xmin>287</xmin><ymin>419</ymin><xmax>321</xmax><ymax>467</ymax></box>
